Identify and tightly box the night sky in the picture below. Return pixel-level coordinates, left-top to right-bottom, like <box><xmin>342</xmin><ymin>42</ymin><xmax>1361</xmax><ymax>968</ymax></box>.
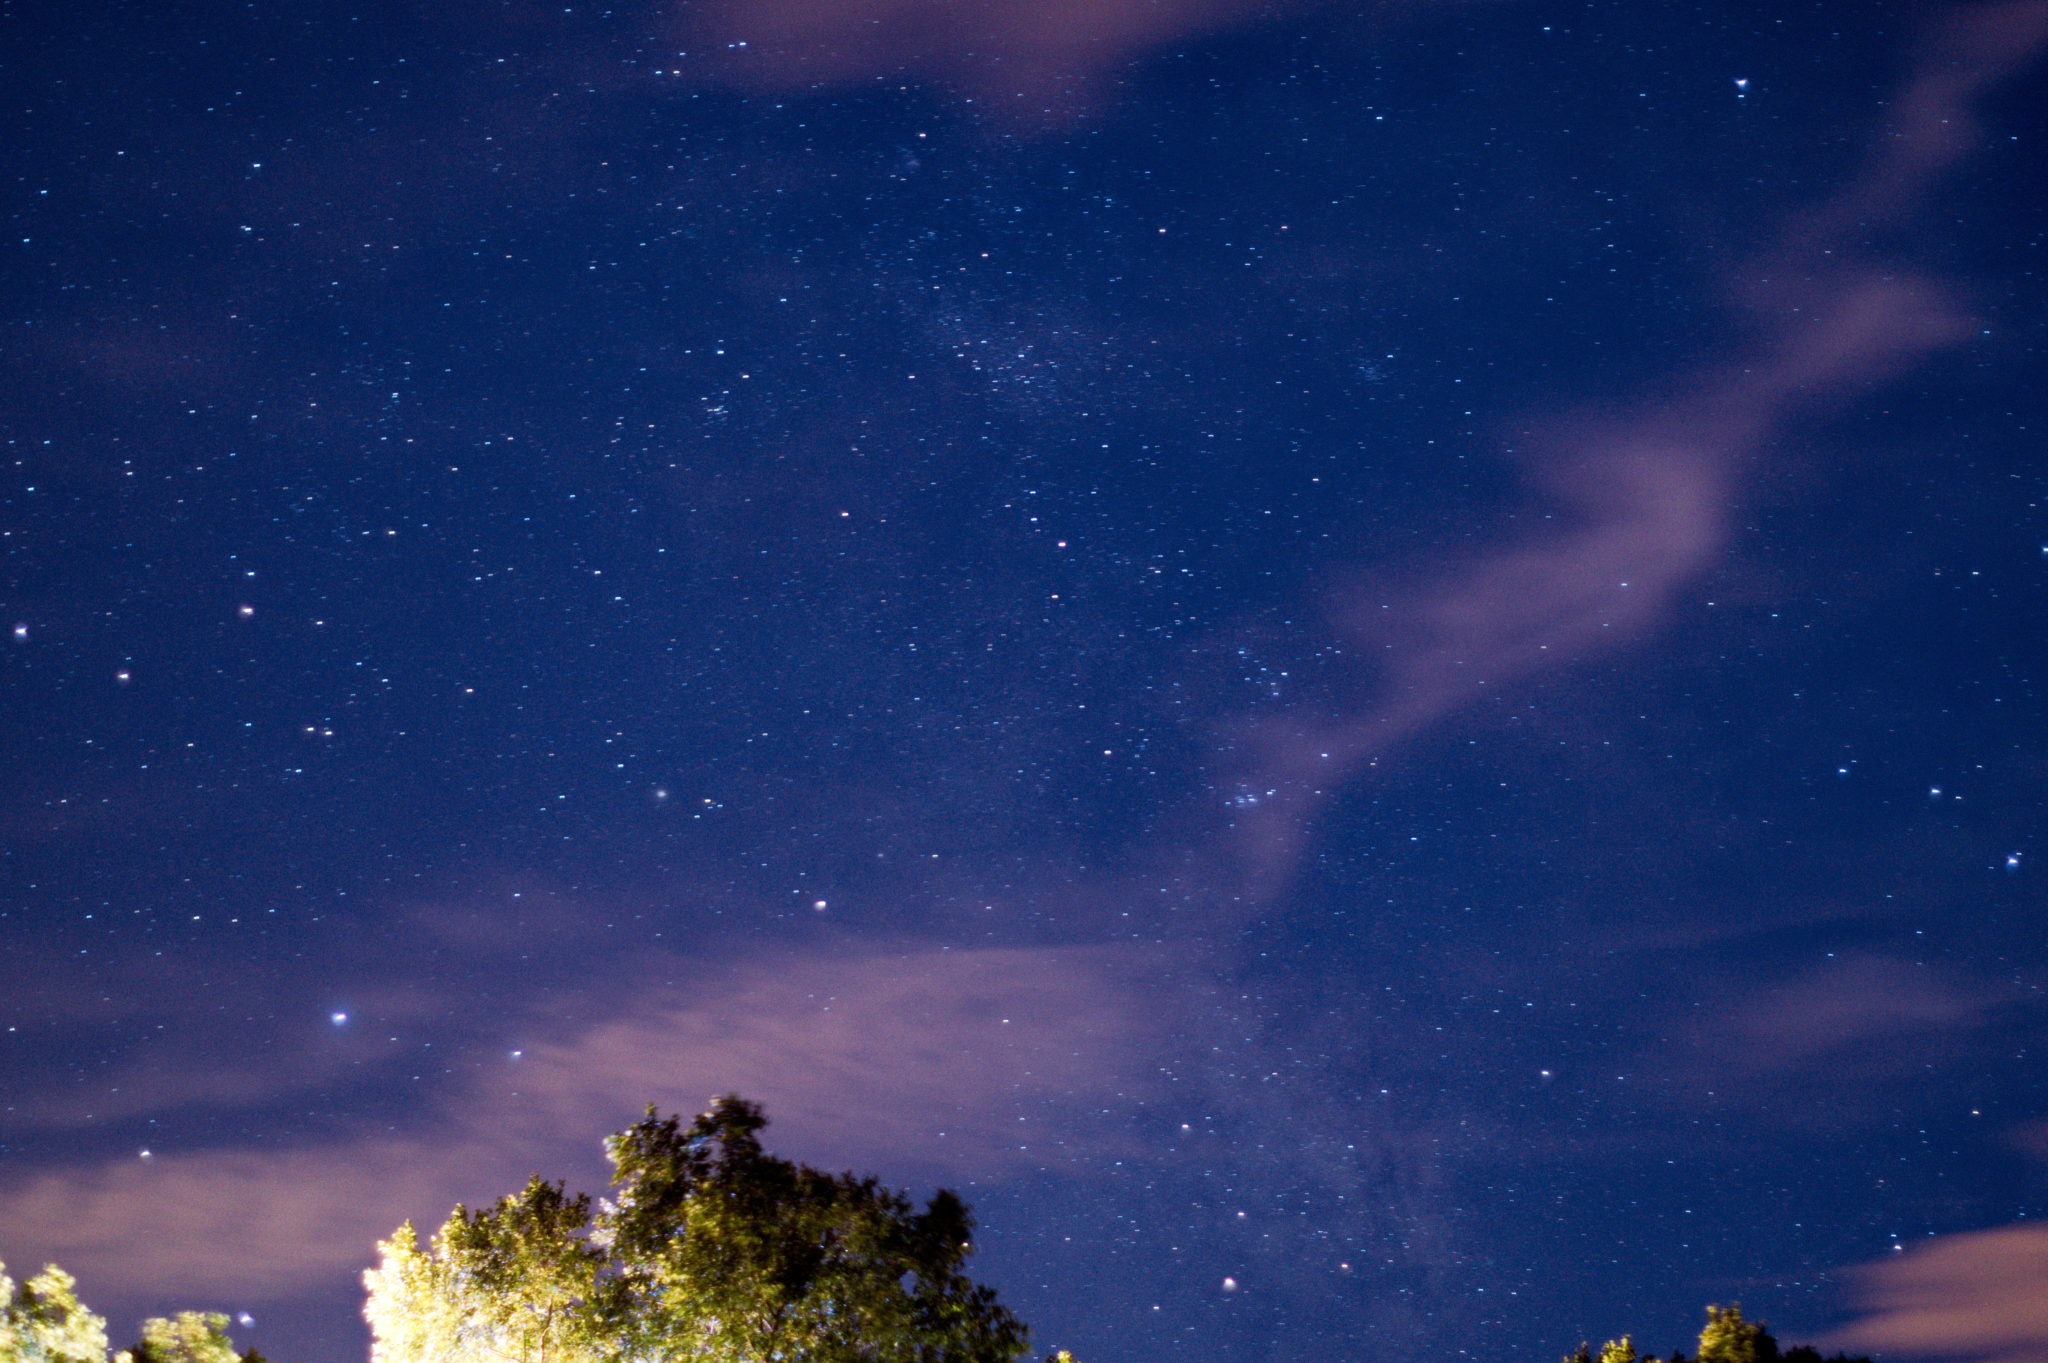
<box><xmin>5</xmin><ymin>1</ymin><xmax>2048</xmax><ymax>1360</ymax></box>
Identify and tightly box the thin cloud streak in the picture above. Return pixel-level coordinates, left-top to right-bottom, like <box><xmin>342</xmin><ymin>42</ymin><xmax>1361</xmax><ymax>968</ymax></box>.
<box><xmin>1216</xmin><ymin>3</ymin><xmax>2047</xmax><ymax>898</ymax></box>
<box><xmin>662</xmin><ymin>0</ymin><xmax>1506</xmax><ymax>112</ymax></box>
<box><xmin>1665</xmin><ymin>954</ymin><xmax>2001</xmax><ymax>1108</ymax></box>
<box><xmin>0</xmin><ymin>1140</ymin><xmax>499</xmax><ymax>1303</ymax></box>
<box><xmin>1827</xmin><ymin>1224</ymin><xmax>2048</xmax><ymax>1363</ymax></box>
<box><xmin>668</xmin><ymin>0</ymin><xmax>1285</xmax><ymax>108</ymax></box>
<box><xmin>484</xmin><ymin>943</ymin><xmax>1176</xmax><ymax>1168</ymax></box>
<box><xmin>0</xmin><ymin>945</ymin><xmax>1177</xmax><ymax>1300</ymax></box>
<box><xmin>1805</xmin><ymin>1</ymin><xmax>2048</xmax><ymax>240</ymax></box>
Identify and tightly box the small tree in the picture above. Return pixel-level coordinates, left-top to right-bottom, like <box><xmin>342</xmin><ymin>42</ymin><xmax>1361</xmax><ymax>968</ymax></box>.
<box><xmin>2</xmin><ymin>1264</ymin><xmax>257</xmax><ymax>1363</ymax></box>
<box><xmin>1563</xmin><ymin>1306</ymin><xmax>1866</xmax><ymax>1363</ymax></box>
<box><xmin>2</xmin><ymin>1264</ymin><xmax>112</xmax><ymax>1363</ymax></box>
<box><xmin>1697</xmin><ymin>1304</ymin><xmax>1776</xmax><ymax>1363</ymax></box>
<box><xmin>365</xmin><ymin>1095</ymin><xmax>1031</xmax><ymax>1363</ymax></box>
<box><xmin>126</xmin><ymin>1314</ymin><xmax>241</xmax><ymax>1363</ymax></box>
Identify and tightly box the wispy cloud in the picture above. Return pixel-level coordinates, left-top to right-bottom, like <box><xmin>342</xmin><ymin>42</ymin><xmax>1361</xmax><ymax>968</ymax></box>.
<box><xmin>1827</xmin><ymin>1224</ymin><xmax>2048</xmax><ymax>1363</ymax></box>
<box><xmin>666</xmin><ymin>0</ymin><xmax>1288</xmax><ymax>109</ymax></box>
<box><xmin>660</xmin><ymin>0</ymin><xmax>1512</xmax><ymax>114</ymax></box>
<box><xmin>1668</xmin><ymin>954</ymin><xmax>1997</xmax><ymax>1096</ymax></box>
<box><xmin>0</xmin><ymin>1140</ymin><xmax>493</xmax><ymax>1304</ymax></box>
<box><xmin>0</xmin><ymin>945</ymin><xmax>1175</xmax><ymax>1301</ymax></box>
<box><xmin>481</xmin><ymin>943</ymin><xmax>1178</xmax><ymax>1169</ymax></box>
<box><xmin>1213</xmin><ymin>2</ymin><xmax>2048</xmax><ymax>899</ymax></box>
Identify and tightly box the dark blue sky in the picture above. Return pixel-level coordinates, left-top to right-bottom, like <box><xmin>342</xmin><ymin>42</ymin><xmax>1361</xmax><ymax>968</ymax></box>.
<box><xmin>5</xmin><ymin>2</ymin><xmax>2048</xmax><ymax>1360</ymax></box>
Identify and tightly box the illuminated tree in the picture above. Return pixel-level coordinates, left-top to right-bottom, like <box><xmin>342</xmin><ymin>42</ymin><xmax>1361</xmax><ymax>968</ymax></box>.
<box><xmin>2</xmin><ymin>1264</ymin><xmax>111</xmax><ymax>1363</ymax></box>
<box><xmin>1564</xmin><ymin>1306</ymin><xmax>1870</xmax><ymax>1363</ymax></box>
<box><xmin>127</xmin><ymin>1314</ymin><xmax>241</xmax><ymax>1363</ymax></box>
<box><xmin>362</xmin><ymin>1182</ymin><xmax>610</xmax><ymax>1363</ymax></box>
<box><xmin>365</xmin><ymin>1096</ymin><xmax>1029</xmax><ymax>1363</ymax></box>
<box><xmin>2</xmin><ymin>1265</ymin><xmax>256</xmax><ymax>1363</ymax></box>
<box><xmin>1696</xmin><ymin>1304</ymin><xmax>1773</xmax><ymax>1363</ymax></box>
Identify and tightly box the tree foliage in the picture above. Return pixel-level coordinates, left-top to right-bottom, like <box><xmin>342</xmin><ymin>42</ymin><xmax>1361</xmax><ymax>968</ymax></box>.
<box><xmin>2</xmin><ymin>1264</ymin><xmax>110</xmax><ymax>1363</ymax></box>
<box><xmin>363</xmin><ymin>1182</ymin><xmax>607</xmax><ymax>1363</ymax></box>
<box><xmin>1564</xmin><ymin>1304</ymin><xmax>1869</xmax><ymax>1363</ymax></box>
<box><xmin>364</xmin><ymin>1095</ymin><xmax>1031</xmax><ymax>1363</ymax></box>
<box><xmin>127</xmin><ymin>1314</ymin><xmax>243</xmax><ymax>1363</ymax></box>
<box><xmin>0</xmin><ymin>1265</ymin><xmax>255</xmax><ymax>1363</ymax></box>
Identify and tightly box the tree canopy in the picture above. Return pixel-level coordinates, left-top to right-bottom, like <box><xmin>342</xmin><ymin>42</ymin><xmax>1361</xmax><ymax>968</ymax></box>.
<box><xmin>1563</xmin><ymin>1304</ymin><xmax>1870</xmax><ymax>1363</ymax></box>
<box><xmin>0</xmin><ymin>1265</ymin><xmax>258</xmax><ymax>1363</ymax></box>
<box><xmin>363</xmin><ymin>1095</ymin><xmax>1031</xmax><ymax>1363</ymax></box>
<box><xmin>2</xmin><ymin>1264</ymin><xmax>110</xmax><ymax>1363</ymax></box>
<box><xmin>7</xmin><ymin>1148</ymin><xmax>1883</xmax><ymax>1363</ymax></box>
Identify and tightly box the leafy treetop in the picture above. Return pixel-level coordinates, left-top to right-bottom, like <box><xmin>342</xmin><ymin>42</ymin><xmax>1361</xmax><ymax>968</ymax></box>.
<box><xmin>1</xmin><ymin>1265</ymin><xmax>260</xmax><ymax>1363</ymax></box>
<box><xmin>1562</xmin><ymin>1304</ymin><xmax>1870</xmax><ymax>1363</ymax></box>
<box><xmin>364</xmin><ymin>1094</ymin><xmax>1032</xmax><ymax>1363</ymax></box>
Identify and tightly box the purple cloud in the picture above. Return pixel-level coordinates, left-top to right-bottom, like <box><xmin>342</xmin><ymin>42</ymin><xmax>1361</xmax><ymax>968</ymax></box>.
<box><xmin>655</xmin><ymin>0</ymin><xmax>1517</xmax><ymax>116</ymax></box>
<box><xmin>1214</xmin><ymin>2</ymin><xmax>2046</xmax><ymax>898</ymax></box>
<box><xmin>663</xmin><ymin>0</ymin><xmax>1286</xmax><ymax>110</ymax></box>
<box><xmin>1827</xmin><ymin>1224</ymin><xmax>2048</xmax><ymax>1363</ymax></box>
<box><xmin>0</xmin><ymin>945</ymin><xmax>1176</xmax><ymax>1300</ymax></box>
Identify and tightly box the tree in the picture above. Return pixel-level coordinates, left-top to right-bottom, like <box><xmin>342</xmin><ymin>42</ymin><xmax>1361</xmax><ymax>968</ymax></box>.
<box><xmin>363</xmin><ymin>1181</ymin><xmax>610</xmax><ymax>1363</ymax></box>
<box><xmin>1</xmin><ymin>1265</ymin><xmax>258</xmax><ymax>1363</ymax></box>
<box><xmin>365</xmin><ymin>1095</ymin><xmax>1031</xmax><ymax>1363</ymax></box>
<box><xmin>126</xmin><ymin>1314</ymin><xmax>240</xmax><ymax>1363</ymax></box>
<box><xmin>1696</xmin><ymin>1304</ymin><xmax>1774</xmax><ymax>1363</ymax></box>
<box><xmin>2</xmin><ymin>1264</ymin><xmax>111</xmax><ymax>1363</ymax></box>
<box><xmin>1562</xmin><ymin>1306</ymin><xmax>1869</xmax><ymax>1363</ymax></box>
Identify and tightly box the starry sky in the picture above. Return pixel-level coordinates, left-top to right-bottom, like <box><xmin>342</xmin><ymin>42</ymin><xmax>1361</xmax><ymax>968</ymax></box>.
<box><xmin>5</xmin><ymin>1</ymin><xmax>2048</xmax><ymax>1361</ymax></box>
